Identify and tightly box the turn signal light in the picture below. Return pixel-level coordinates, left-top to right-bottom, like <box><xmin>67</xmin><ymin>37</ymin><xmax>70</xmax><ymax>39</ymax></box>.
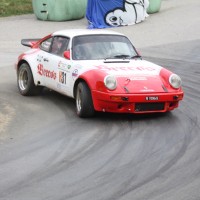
<box><xmin>110</xmin><ymin>96</ymin><xmax>121</xmax><ymax>101</ymax></box>
<box><xmin>110</xmin><ymin>96</ymin><xmax>129</xmax><ymax>101</ymax></box>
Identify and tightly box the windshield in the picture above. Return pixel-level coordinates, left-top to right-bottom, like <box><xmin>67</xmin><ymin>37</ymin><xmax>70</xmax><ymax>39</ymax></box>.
<box><xmin>72</xmin><ymin>34</ymin><xmax>139</xmax><ymax>60</ymax></box>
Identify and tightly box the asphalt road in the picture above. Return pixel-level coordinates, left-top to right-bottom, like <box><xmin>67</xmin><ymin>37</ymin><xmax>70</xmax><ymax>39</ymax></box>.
<box><xmin>0</xmin><ymin>1</ymin><xmax>200</xmax><ymax>200</ymax></box>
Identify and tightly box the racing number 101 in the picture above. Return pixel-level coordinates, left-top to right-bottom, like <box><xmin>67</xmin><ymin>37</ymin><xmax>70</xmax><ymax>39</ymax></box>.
<box><xmin>59</xmin><ymin>71</ymin><xmax>66</xmax><ymax>84</ymax></box>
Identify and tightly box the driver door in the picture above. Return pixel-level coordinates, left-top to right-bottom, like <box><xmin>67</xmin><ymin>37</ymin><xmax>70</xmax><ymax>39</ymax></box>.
<box><xmin>38</xmin><ymin>36</ymin><xmax>70</xmax><ymax>91</ymax></box>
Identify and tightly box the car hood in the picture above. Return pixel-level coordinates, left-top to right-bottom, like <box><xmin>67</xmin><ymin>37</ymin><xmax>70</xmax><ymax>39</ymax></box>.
<box><xmin>78</xmin><ymin>59</ymin><xmax>167</xmax><ymax>93</ymax></box>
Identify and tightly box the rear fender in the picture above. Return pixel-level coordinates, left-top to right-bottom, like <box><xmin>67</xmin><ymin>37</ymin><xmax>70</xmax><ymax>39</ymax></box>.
<box><xmin>17</xmin><ymin>59</ymin><xmax>44</xmax><ymax>87</ymax></box>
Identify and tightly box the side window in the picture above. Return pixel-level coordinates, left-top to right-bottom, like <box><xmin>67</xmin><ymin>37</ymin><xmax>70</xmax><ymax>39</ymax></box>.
<box><xmin>40</xmin><ymin>37</ymin><xmax>53</xmax><ymax>52</ymax></box>
<box><xmin>50</xmin><ymin>36</ymin><xmax>69</xmax><ymax>57</ymax></box>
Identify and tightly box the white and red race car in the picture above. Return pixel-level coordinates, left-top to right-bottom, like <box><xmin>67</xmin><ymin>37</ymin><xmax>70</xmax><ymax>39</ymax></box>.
<box><xmin>16</xmin><ymin>29</ymin><xmax>184</xmax><ymax>117</ymax></box>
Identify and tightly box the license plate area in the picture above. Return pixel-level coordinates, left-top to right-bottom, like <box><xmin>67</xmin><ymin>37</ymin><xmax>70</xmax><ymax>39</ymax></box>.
<box><xmin>146</xmin><ymin>96</ymin><xmax>159</xmax><ymax>101</ymax></box>
<box><xmin>135</xmin><ymin>102</ymin><xmax>165</xmax><ymax>112</ymax></box>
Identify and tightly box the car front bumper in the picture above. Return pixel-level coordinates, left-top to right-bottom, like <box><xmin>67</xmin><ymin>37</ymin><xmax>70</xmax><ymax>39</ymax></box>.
<box><xmin>91</xmin><ymin>90</ymin><xmax>184</xmax><ymax>113</ymax></box>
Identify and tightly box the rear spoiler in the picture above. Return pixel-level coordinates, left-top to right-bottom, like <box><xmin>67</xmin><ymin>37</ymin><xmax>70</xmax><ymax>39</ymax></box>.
<box><xmin>21</xmin><ymin>38</ymin><xmax>41</xmax><ymax>47</ymax></box>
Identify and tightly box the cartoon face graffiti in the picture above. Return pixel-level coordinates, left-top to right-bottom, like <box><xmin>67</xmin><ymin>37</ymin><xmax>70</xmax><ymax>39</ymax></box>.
<box><xmin>106</xmin><ymin>10</ymin><xmax>129</xmax><ymax>26</ymax></box>
<box><xmin>105</xmin><ymin>0</ymin><xmax>149</xmax><ymax>27</ymax></box>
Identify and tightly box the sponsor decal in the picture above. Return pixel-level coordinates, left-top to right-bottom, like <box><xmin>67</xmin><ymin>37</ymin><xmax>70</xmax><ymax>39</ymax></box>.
<box><xmin>72</xmin><ymin>69</ymin><xmax>78</xmax><ymax>80</ymax></box>
<box><xmin>58</xmin><ymin>61</ymin><xmax>68</xmax><ymax>70</ymax></box>
<box><xmin>59</xmin><ymin>71</ymin><xmax>67</xmax><ymax>84</ymax></box>
<box><xmin>116</xmin><ymin>75</ymin><xmax>149</xmax><ymax>80</ymax></box>
<box><xmin>37</xmin><ymin>55</ymin><xmax>43</xmax><ymax>62</ymax></box>
<box><xmin>130</xmin><ymin>77</ymin><xmax>147</xmax><ymax>80</ymax></box>
<box><xmin>146</xmin><ymin>96</ymin><xmax>159</xmax><ymax>101</ymax></box>
<box><xmin>141</xmin><ymin>86</ymin><xmax>155</xmax><ymax>92</ymax></box>
<box><xmin>37</xmin><ymin>64</ymin><xmax>56</xmax><ymax>80</ymax></box>
<box><xmin>67</xmin><ymin>65</ymin><xmax>71</xmax><ymax>69</ymax></box>
<box><xmin>95</xmin><ymin>65</ymin><xmax>156</xmax><ymax>72</ymax></box>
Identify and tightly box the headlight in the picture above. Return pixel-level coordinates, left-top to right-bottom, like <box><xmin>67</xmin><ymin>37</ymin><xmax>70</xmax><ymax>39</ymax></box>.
<box><xmin>104</xmin><ymin>75</ymin><xmax>117</xmax><ymax>90</ymax></box>
<box><xmin>169</xmin><ymin>74</ymin><xmax>182</xmax><ymax>89</ymax></box>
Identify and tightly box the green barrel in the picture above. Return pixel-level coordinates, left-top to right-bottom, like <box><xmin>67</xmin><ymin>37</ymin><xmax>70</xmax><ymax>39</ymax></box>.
<box><xmin>32</xmin><ymin>0</ymin><xmax>87</xmax><ymax>21</ymax></box>
<box><xmin>147</xmin><ymin>0</ymin><xmax>162</xmax><ymax>14</ymax></box>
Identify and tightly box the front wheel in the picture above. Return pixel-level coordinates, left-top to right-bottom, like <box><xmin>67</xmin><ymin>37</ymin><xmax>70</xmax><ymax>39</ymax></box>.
<box><xmin>76</xmin><ymin>82</ymin><xmax>95</xmax><ymax>118</ymax></box>
<box><xmin>17</xmin><ymin>63</ymin><xmax>42</xmax><ymax>96</ymax></box>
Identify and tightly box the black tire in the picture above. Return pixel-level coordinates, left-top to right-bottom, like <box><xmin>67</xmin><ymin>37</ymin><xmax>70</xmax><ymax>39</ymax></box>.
<box><xmin>76</xmin><ymin>82</ymin><xmax>95</xmax><ymax>118</ymax></box>
<box><xmin>17</xmin><ymin>63</ymin><xmax>42</xmax><ymax>96</ymax></box>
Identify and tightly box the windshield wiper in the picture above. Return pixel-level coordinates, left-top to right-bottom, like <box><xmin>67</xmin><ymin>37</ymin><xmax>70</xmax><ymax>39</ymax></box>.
<box><xmin>105</xmin><ymin>54</ymin><xmax>131</xmax><ymax>60</ymax></box>
<box><xmin>131</xmin><ymin>55</ymin><xmax>142</xmax><ymax>59</ymax></box>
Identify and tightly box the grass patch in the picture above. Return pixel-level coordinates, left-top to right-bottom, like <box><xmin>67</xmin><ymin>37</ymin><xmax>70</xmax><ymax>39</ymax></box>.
<box><xmin>0</xmin><ymin>0</ymin><xmax>33</xmax><ymax>17</ymax></box>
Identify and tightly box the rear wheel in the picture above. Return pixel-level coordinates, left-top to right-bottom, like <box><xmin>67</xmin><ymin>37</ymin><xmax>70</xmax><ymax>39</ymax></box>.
<box><xmin>17</xmin><ymin>63</ymin><xmax>42</xmax><ymax>96</ymax></box>
<box><xmin>76</xmin><ymin>82</ymin><xmax>95</xmax><ymax>118</ymax></box>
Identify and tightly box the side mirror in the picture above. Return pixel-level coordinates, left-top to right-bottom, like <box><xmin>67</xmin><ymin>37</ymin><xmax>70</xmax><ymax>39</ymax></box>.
<box><xmin>64</xmin><ymin>50</ymin><xmax>70</xmax><ymax>60</ymax></box>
